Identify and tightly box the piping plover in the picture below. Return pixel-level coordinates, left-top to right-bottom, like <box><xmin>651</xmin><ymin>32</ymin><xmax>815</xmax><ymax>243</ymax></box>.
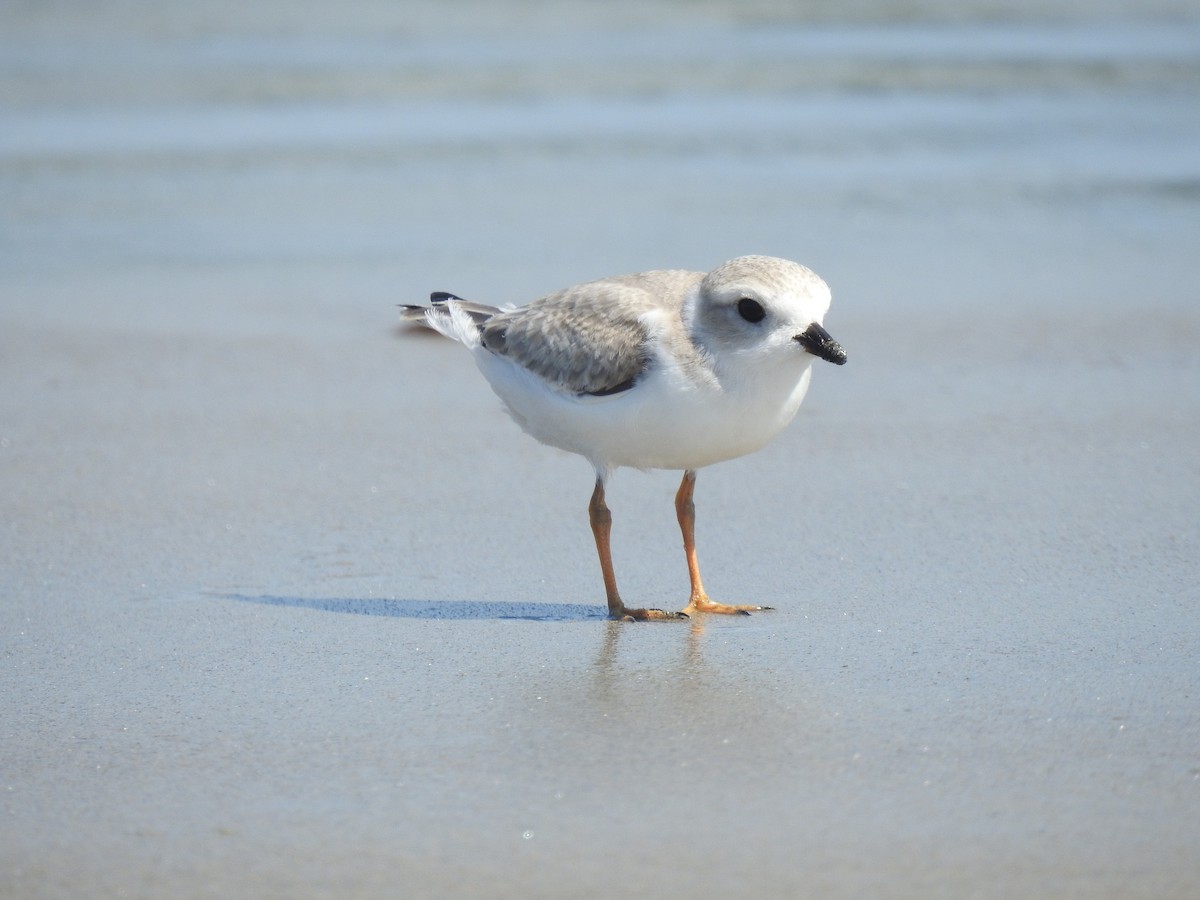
<box><xmin>401</xmin><ymin>255</ymin><xmax>846</xmax><ymax>620</ymax></box>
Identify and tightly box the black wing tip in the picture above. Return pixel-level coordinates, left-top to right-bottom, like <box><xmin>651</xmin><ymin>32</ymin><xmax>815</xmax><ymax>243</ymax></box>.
<box><xmin>430</xmin><ymin>291</ymin><xmax>466</xmax><ymax>304</ymax></box>
<box><xmin>581</xmin><ymin>376</ymin><xmax>639</xmax><ymax>397</ymax></box>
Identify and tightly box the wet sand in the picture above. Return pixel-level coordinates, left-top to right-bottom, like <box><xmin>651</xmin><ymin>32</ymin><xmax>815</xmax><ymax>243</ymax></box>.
<box><xmin>3</xmin><ymin>2</ymin><xmax>1199</xmax><ymax>897</ymax></box>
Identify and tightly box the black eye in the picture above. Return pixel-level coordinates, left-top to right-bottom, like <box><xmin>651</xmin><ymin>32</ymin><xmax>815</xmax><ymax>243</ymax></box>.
<box><xmin>737</xmin><ymin>298</ymin><xmax>765</xmax><ymax>323</ymax></box>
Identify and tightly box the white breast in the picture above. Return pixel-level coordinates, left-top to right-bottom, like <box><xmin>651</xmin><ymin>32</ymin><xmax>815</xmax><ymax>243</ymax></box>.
<box><xmin>474</xmin><ymin>342</ymin><xmax>814</xmax><ymax>473</ymax></box>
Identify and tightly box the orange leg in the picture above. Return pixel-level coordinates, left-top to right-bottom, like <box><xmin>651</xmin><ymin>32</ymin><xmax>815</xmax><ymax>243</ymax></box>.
<box><xmin>589</xmin><ymin>478</ymin><xmax>687</xmax><ymax>621</ymax></box>
<box><xmin>675</xmin><ymin>470</ymin><xmax>772</xmax><ymax>616</ymax></box>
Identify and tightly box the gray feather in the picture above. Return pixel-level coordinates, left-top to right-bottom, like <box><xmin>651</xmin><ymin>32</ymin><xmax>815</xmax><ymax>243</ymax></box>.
<box><xmin>480</xmin><ymin>270</ymin><xmax>702</xmax><ymax>396</ymax></box>
<box><xmin>399</xmin><ymin>295</ymin><xmax>501</xmax><ymax>330</ymax></box>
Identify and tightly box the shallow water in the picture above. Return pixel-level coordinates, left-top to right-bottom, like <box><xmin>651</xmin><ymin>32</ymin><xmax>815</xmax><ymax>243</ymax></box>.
<box><xmin>3</xmin><ymin>2</ymin><xmax>1199</xmax><ymax>897</ymax></box>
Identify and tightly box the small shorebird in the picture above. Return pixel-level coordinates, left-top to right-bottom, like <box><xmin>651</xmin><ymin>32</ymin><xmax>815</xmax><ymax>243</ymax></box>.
<box><xmin>401</xmin><ymin>255</ymin><xmax>846</xmax><ymax>620</ymax></box>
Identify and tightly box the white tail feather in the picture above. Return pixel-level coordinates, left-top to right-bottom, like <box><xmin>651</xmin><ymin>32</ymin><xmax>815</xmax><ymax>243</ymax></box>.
<box><xmin>424</xmin><ymin>301</ymin><xmax>483</xmax><ymax>349</ymax></box>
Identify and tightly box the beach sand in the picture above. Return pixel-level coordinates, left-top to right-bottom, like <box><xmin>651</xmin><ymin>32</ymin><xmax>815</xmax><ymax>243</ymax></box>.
<box><xmin>3</xmin><ymin>2</ymin><xmax>1199</xmax><ymax>896</ymax></box>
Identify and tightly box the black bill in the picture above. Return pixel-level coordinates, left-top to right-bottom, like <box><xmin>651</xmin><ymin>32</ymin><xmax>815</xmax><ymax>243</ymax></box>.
<box><xmin>795</xmin><ymin>322</ymin><xmax>847</xmax><ymax>365</ymax></box>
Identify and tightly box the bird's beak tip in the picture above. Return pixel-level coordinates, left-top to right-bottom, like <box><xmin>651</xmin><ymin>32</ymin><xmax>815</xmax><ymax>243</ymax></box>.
<box><xmin>796</xmin><ymin>323</ymin><xmax>847</xmax><ymax>365</ymax></box>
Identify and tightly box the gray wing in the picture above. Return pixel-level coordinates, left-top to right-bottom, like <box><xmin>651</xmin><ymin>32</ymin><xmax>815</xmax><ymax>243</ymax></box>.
<box><xmin>479</xmin><ymin>271</ymin><xmax>702</xmax><ymax>397</ymax></box>
<box><xmin>399</xmin><ymin>292</ymin><xmax>502</xmax><ymax>330</ymax></box>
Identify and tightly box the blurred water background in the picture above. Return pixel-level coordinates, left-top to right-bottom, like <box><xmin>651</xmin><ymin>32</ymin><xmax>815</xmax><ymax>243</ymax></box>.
<box><xmin>3</xmin><ymin>0</ymin><xmax>1197</xmax><ymax>325</ymax></box>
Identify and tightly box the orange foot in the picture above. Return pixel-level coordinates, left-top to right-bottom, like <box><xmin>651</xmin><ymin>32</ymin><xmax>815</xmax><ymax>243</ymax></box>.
<box><xmin>611</xmin><ymin>605</ymin><xmax>690</xmax><ymax>622</ymax></box>
<box><xmin>681</xmin><ymin>594</ymin><xmax>774</xmax><ymax>616</ymax></box>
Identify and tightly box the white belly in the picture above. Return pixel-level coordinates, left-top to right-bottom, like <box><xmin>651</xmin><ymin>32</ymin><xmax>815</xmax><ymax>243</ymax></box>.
<box><xmin>476</xmin><ymin>348</ymin><xmax>814</xmax><ymax>473</ymax></box>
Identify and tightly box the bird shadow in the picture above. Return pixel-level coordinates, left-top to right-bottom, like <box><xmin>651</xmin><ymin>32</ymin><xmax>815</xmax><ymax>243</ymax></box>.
<box><xmin>221</xmin><ymin>593</ymin><xmax>606</xmax><ymax>622</ymax></box>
